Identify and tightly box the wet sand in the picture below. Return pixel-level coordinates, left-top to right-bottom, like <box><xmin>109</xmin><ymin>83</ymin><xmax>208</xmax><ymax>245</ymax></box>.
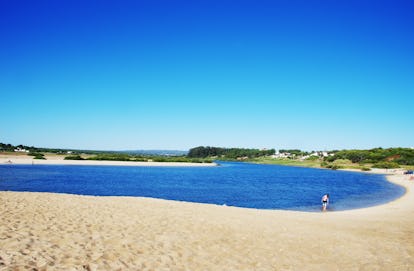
<box><xmin>0</xmin><ymin>171</ymin><xmax>413</xmax><ymax>270</ymax></box>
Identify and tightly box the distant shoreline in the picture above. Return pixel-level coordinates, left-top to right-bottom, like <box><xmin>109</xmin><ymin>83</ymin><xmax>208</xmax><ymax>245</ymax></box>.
<box><xmin>0</xmin><ymin>154</ymin><xmax>217</xmax><ymax>167</ymax></box>
<box><xmin>1</xmin><ymin>153</ymin><xmax>413</xmax><ymax>270</ymax></box>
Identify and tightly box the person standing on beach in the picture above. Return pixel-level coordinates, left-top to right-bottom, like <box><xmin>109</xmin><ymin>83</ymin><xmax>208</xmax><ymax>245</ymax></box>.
<box><xmin>321</xmin><ymin>193</ymin><xmax>329</xmax><ymax>211</ymax></box>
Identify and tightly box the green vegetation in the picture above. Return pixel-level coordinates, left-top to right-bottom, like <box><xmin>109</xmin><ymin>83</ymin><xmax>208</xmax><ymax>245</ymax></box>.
<box><xmin>88</xmin><ymin>153</ymin><xmax>133</xmax><ymax>161</ymax></box>
<box><xmin>372</xmin><ymin>161</ymin><xmax>400</xmax><ymax>169</ymax></box>
<box><xmin>325</xmin><ymin>148</ymin><xmax>414</xmax><ymax>165</ymax></box>
<box><xmin>252</xmin><ymin>157</ymin><xmax>322</xmax><ymax>168</ymax></box>
<box><xmin>28</xmin><ymin>152</ymin><xmax>46</xmax><ymax>160</ymax></box>
<box><xmin>151</xmin><ymin>156</ymin><xmax>212</xmax><ymax>163</ymax></box>
<box><xmin>305</xmin><ymin>155</ymin><xmax>319</xmax><ymax>161</ymax></box>
<box><xmin>188</xmin><ymin>146</ymin><xmax>275</xmax><ymax>159</ymax></box>
<box><xmin>0</xmin><ymin>143</ymin><xmax>15</xmax><ymax>152</ymax></box>
<box><xmin>64</xmin><ymin>155</ymin><xmax>84</xmax><ymax>160</ymax></box>
<box><xmin>324</xmin><ymin>164</ymin><xmax>342</xmax><ymax>170</ymax></box>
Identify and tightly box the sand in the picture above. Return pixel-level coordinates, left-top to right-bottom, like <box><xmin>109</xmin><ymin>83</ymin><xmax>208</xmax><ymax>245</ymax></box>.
<box><xmin>0</xmin><ymin>155</ymin><xmax>216</xmax><ymax>167</ymax></box>
<box><xmin>0</xmin><ymin>169</ymin><xmax>413</xmax><ymax>270</ymax></box>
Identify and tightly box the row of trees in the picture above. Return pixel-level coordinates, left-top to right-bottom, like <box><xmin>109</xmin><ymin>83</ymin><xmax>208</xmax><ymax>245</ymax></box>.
<box><xmin>0</xmin><ymin>143</ymin><xmax>37</xmax><ymax>152</ymax></box>
<box><xmin>188</xmin><ymin>146</ymin><xmax>275</xmax><ymax>159</ymax></box>
<box><xmin>325</xmin><ymin>148</ymin><xmax>414</xmax><ymax>165</ymax></box>
<box><xmin>0</xmin><ymin>143</ymin><xmax>79</xmax><ymax>154</ymax></box>
<box><xmin>0</xmin><ymin>143</ymin><xmax>113</xmax><ymax>155</ymax></box>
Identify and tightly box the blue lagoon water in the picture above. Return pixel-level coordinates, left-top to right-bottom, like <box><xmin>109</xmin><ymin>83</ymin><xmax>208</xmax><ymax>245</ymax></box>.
<box><xmin>0</xmin><ymin>162</ymin><xmax>405</xmax><ymax>211</ymax></box>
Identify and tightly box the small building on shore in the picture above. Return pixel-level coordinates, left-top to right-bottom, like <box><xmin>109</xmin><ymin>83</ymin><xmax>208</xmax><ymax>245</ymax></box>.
<box><xmin>14</xmin><ymin>148</ymin><xmax>29</xmax><ymax>153</ymax></box>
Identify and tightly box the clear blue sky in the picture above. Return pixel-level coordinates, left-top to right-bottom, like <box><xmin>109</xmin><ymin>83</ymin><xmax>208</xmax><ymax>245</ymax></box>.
<box><xmin>1</xmin><ymin>0</ymin><xmax>413</xmax><ymax>151</ymax></box>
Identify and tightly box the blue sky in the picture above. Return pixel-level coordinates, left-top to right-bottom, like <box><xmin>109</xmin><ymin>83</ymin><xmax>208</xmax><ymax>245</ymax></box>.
<box><xmin>1</xmin><ymin>0</ymin><xmax>413</xmax><ymax>151</ymax></box>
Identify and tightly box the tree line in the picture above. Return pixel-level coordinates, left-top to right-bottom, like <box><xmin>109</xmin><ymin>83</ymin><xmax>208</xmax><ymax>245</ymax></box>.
<box><xmin>187</xmin><ymin>146</ymin><xmax>275</xmax><ymax>159</ymax></box>
<box><xmin>0</xmin><ymin>142</ymin><xmax>108</xmax><ymax>155</ymax></box>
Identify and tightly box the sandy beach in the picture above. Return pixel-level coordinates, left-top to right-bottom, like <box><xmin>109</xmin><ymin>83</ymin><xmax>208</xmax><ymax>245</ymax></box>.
<box><xmin>0</xmin><ymin>168</ymin><xmax>413</xmax><ymax>270</ymax></box>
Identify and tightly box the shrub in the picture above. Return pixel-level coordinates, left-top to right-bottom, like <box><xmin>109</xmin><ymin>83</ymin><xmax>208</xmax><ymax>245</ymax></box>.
<box><xmin>333</xmin><ymin>159</ymin><xmax>351</xmax><ymax>164</ymax></box>
<box><xmin>28</xmin><ymin>152</ymin><xmax>45</xmax><ymax>159</ymax></box>
<box><xmin>152</xmin><ymin>157</ymin><xmax>167</xmax><ymax>162</ymax></box>
<box><xmin>33</xmin><ymin>153</ymin><xmax>45</xmax><ymax>160</ymax></box>
<box><xmin>321</xmin><ymin>162</ymin><xmax>341</xmax><ymax>170</ymax></box>
<box><xmin>330</xmin><ymin>164</ymin><xmax>342</xmax><ymax>170</ymax></box>
<box><xmin>320</xmin><ymin>161</ymin><xmax>329</xmax><ymax>167</ymax></box>
<box><xmin>324</xmin><ymin>156</ymin><xmax>336</xmax><ymax>162</ymax></box>
<box><xmin>88</xmin><ymin>154</ymin><xmax>132</xmax><ymax>161</ymax></box>
<box><xmin>131</xmin><ymin>157</ymin><xmax>147</xmax><ymax>162</ymax></box>
<box><xmin>372</xmin><ymin>161</ymin><xmax>400</xmax><ymax>169</ymax></box>
<box><xmin>64</xmin><ymin>155</ymin><xmax>84</xmax><ymax>160</ymax></box>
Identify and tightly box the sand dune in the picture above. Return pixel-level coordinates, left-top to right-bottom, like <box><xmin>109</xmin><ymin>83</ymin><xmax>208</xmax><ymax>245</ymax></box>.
<box><xmin>0</xmin><ymin>173</ymin><xmax>413</xmax><ymax>270</ymax></box>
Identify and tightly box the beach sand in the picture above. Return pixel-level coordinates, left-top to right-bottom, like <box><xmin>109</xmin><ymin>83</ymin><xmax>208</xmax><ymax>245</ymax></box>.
<box><xmin>0</xmin><ymin>171</ymin><xmax>413</xmax><ymax>270</ymax></box>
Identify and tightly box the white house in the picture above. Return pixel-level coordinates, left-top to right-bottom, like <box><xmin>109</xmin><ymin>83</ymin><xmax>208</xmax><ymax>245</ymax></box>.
<box><xmin>14</xmin><ymin>148</ymin><xmax>29</xmax><ymax>153</ymax></box>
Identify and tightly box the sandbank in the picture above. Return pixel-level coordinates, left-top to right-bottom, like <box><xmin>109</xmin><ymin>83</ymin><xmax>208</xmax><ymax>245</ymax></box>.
<box><xmin>0</xmin><ymin>171</ymin><xmax>413</xmax><ymax>270</ymax></box>
<box><xmin>0</xmin><ymin>155</ymin><xmax>216</xmax><ymax>167</ymax></box>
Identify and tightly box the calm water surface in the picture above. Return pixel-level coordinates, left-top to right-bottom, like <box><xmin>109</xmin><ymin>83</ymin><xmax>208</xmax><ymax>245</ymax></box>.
<box><xmin>0</xmin><ymin>162</ymin><xmax>405</xmax><ymax>211</ymax></box>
